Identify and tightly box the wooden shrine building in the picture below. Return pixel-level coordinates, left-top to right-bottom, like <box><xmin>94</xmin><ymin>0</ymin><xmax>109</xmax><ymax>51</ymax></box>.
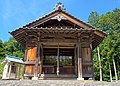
<box><xmin>10</xmin><ymin>2</ymin><xmax>106</xmax><ymax>80</ymax></box>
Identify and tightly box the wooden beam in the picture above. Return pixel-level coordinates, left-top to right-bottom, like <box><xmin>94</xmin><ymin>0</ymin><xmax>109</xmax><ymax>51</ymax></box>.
<box><xmin>11</xmin><ymin>28</ymin><xmax>25</xmax><ymax>36</ymax></box>
<box><xmin>60</xmin><ymin>13</ymin><xmax>91</xmax><ymax>29</ymax></box>
<box><xmin>40</xmin><ymin>39</ymin><xmax>77</xmax><ymax>43</ymax></box>
<box><xmin>40</xmin><ymin>33</ymin><xmax>77</xmax><ymax>38</ymax></box>
<box><xmin>14</xmin><ymin>31</ymin><xmax>25</xmax><ymax>38</ymax></box>
<box><xmin>95</xmin><ymin>30</ymin><xmax>105</xmax><ymax>38</ymax></box>
<box><xmin>28</xmin><ymin>12</ymin><xmax>59</xmax><ymax>27</ymax></box>
<box><xmin>43</xmin><ymin>46</ymin><xmax>74</xmax><ymax>49</ymax></box>
<box><xmin>24</xmin><ymin>61</ymin><xmax>36</xmax><ymax>65</ymax></box>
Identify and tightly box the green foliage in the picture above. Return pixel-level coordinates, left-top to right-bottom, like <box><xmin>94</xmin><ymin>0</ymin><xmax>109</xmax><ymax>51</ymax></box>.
<box><xmin>88</xmin><ymin>8</ymin><xmax>120</xmax><ymax>81</ymax></box>
<box><xmin>93</xmin><ymin>48</ymin><xmax>100</xmax><ymax>80</ymax></box>
<box><xmin>4</xmin><ymin>38</ymin><xmax>24</xmax><ymax>57</ymax></box>
<box><xmin>88</xmin><ymin>12</ymin><xmax>99</xmax><ymax>27</ymax></box>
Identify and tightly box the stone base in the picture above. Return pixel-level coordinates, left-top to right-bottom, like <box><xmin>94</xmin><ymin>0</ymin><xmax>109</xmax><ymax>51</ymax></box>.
<box><xmin>32</xmin><ymin>77</ymin><xmax>38</xmax><ymax>80</ymax></box>
<box><xmin>89</xmin><ymin>78</ymin><xmax>93</xmax><ymax>80</ymax></box>
<box><xmin>2</xmin><ymin>78</ymin><xmax>8</xmax><ymax>80</ymax></box>
<box><xmin>77</xmin><ymin>78</ymin><xmax>84</xmax><ymax>80</ymax></box>
<box><xmin>39</xmin><ymin>73</ymin><xmax>44</xmax><ymax>80</ymax></box>
<box><xmin>39</xmin><ymin>77</ymin><xmax>44</xmax><ymax>80</ymax></box>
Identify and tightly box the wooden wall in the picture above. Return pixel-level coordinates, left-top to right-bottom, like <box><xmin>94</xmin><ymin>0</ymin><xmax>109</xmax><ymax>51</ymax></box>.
<box><xmin>82</xmin><ymin>47</ymin><xmax>93</xmax><ymax>78</ymax></box>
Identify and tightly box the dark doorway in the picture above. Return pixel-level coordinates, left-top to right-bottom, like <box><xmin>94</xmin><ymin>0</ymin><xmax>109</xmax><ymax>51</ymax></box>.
<box><xmin>43</xmin><ymin>48</ymin><xmax>75</xmax><ymax>75</ymax></box>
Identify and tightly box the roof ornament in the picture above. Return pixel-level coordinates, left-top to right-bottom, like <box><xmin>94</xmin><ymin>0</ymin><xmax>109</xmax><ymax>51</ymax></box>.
<box><xmin>54</xmin><ymin>2</ymin><xmax>66</xmax><ymax>11</ymax></box>
<box><xmin>51</xmin><ymin>14</ymin><xmax>67</xmax><ymax>21</ymax></box>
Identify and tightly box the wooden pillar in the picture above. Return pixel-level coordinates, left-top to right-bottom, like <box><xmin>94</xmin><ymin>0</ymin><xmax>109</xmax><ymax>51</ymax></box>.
<box><xmin>8</xmin><ymin>63</ymin><xmax>12</xmax><ymax>79</ymax></box>
<box><xmin>57</xmin><ymin>44</ymin><xmax>59</xmax><ymax>76</ymax></box>
<box><xmin>2</xmin><ymin>62</ymin><xmax>9</xmax><ymax>79</ymax></box>
<box><xmin>32</xmin><ymin>37</ymin><xmax>40</xmax><ymax>80</ymax></box>
<box><xmin>22</xmin><ymin>33</ymin><xmax>28</xmax><ymax>79</ymax></box>
<box><xmin>22</xmin><ymin>47</ymin><xmax>27</xmax><ymax>79</ymax></box>
<box><xmin>90</xmin><ymin>36</ymin><xmax>94</xmax><ymax>80</ymax></box>
<box><xmin>74</xmin><ymin>44</ymin><xmax>77</xmax><ymax>75</ymax></box>
<box><xmin>37</xmin><ymin>42</ymin><xmax>42</xmax><ymax>78</ymax></box>
<box><xmin>77</xmin><ymin>35</ymin><xmax>84</xmax><ymax>80</ymax></box>
<box><xmin>39</xmin><ymin>44</ymin><xmax>44</xmax><ymax>79</ymax></box>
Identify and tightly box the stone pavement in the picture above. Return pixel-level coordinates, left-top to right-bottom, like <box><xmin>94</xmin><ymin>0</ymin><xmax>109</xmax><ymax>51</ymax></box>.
<box><xmin>0</xmin><ymin>80</ymin><xmax>120</xmax><ymax>86</ymax></box>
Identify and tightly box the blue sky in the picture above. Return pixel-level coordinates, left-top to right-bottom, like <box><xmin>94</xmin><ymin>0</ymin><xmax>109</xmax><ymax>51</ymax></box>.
<box><xmin>0</xmin><ymin>0</ymin><xmax>120</xmax><ymax>42</ymax></box>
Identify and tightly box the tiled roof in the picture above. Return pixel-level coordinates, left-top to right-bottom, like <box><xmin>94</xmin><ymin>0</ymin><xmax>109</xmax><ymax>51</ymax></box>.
<box><xmin>10</xmin><ymin>3</ymin><xmax>95</xmax><ymax>34</ymax></box>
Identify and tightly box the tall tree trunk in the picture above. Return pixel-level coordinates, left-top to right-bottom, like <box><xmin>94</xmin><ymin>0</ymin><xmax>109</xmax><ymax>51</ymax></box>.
<box><xmin>97</xmin><ymin>47</ymin><xmax>102</xmax><ymax>81</ymax></box>
<box><xmin>116</xmin><ymin>57</ymin><xmax>120</xmax><ymax>80</ymax></box>
<box><xmin>113</xmin><ymin>58</ymin><xmax>118</xmax><ymax>81</ymax></box>
<box><xmin>109</xmin><ymin>62</ymin><xmax>112</xmax><ymax>82</ymax></box>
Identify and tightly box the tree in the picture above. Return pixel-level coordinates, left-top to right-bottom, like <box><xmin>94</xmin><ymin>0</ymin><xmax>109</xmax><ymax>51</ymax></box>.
<box><xmin>4</xmin><ymin>38</ymin><xmax>24</xmax><ymax>58</ymax></box>
<box><xmin>97</xmin><ymin>47</ymin><xmax>102</xmax><ymax>81</ymax></box>
<box><xmin>88</xmin><ymin>12</ymin><xmax>99</xmax><ymax>27</ymax></box>
<box><xmin>88</xmin><ymin>8</ymin><xmax>120</xmax><ymax>81</ymax></box>
<box><xmin>0</xmin><ymin>40</ymin><xmax>5</xmax><ymax>58</ymax></box>
<box><xmin>0</xmin><ymin>40</ymin><xmax>5</xmax><ymax>77</ymax></box>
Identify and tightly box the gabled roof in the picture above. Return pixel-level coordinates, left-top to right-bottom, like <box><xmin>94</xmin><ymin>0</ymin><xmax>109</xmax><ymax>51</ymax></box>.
<box><xmin>10</xmin><ymin>2</ymin><xmax>106</xmax><ymax>49</ymax></box>
<box><xmin>1</xmin><ymin>54</ymin><xmax>24</xmax><ymax>64</ymax></box>
<box><xmin>11</xmin><ymin>2</ymin><xmax>95</xmax><ymax>33</ymax></box>
<box><xmin>23</xmin><ymin>10</ymin><xmax>94</xmax><ymax>28</ymax></box>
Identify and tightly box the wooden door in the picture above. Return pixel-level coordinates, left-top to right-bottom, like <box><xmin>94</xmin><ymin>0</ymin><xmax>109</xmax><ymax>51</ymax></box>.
<box><xmin>25</xmin><ymin>47</ymin><xmax>37</xmax><ymax>75</ymax></box>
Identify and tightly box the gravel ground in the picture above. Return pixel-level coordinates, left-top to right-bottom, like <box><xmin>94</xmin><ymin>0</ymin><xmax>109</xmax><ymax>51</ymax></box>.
<box><xmin>0</xmin><ymin>80</ymin><xmax>120</xmax><ymax>86</ymax></box>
